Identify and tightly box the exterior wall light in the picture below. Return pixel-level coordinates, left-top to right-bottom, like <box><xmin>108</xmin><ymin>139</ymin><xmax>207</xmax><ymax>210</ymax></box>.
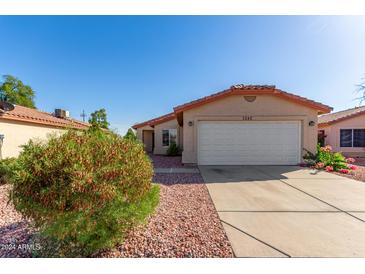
<box><xmin>309</xmin><ymin>121</ymin><xmax>315</xmax><ymax>126</ymax></box>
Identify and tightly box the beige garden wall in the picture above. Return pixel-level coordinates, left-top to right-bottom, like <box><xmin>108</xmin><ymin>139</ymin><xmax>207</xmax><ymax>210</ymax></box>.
<box><xmin>319</xmin><ymin>114</ymin><xmax>365</xmax><ymax>157</ymax></box>
<box><xmin>182</xmin><ymin>94</ymin><xmax>319</xmax><ymax>164</ymax></box>
<box><xmin>0</xmin><ymin>120</ymin><xmax>65</xmax><ymax>159</ymax></box>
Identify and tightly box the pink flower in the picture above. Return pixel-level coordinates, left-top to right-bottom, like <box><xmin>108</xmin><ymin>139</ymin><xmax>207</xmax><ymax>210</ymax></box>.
<box><xmin>320</xmin><ymin>145</ymin><xmax>332</xmax><ymax>153</ymax></box>
<box><xmin>348</xmin><ymin>164</ymin><xmax>357</xmax><ymax>170</ymax></box>
<box><xmin>339</xmin><ymin>169</ymin><xmax>350</xmax><ymax>174</ymax></box>
<box><xmin>346</xmin><ymin>157</ymin><xmax>356</xmax><ymax>164</ymax></box>
<box><xmin>315</xmin><ymin>162</ymin><xmax>325</xmax><ymax>169</ymax></box>
<box><xmin>325</xmin><ymin>166</ymin><xmax>334</xmax><ymax>172</ymax></box>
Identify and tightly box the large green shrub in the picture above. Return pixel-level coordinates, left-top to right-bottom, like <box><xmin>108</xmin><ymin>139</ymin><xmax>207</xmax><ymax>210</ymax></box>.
<box><xmin>0</xmin><ymin>157</ymin><xmax>18</xmax><ymax>185</ymax></box>
<box><xmin>9</xmin><ymin>129</ymin><xmax>159</xmax><ymax>257</ymax></box>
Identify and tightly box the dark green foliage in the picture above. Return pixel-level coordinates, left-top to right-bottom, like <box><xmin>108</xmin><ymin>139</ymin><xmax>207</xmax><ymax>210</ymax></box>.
<box><xmin>88</xmin><ymin>108</ymin><xmax>109</xmax><ymax>129</ymax></box>
<box><xmin>0</xmin><ymin>158</ymin><xmax>18</xmax><ymax>185</ymax></box>
<box><xmin>124</xmin><ymin>128</ymin><xmax>137</xmax><ymax>141</ymax></box>
<box><xmin>166</xmin><ymin>143</ymin><xmax>180</xmax><ymax>156</ymax></box>
<box><xmin>0</xmin><ymin>75</ymin><xmax>36</xmax><ymax>108</ymax></box>
<box><xmin>9</xmin><ymin>129</ymin><xmax>159</xmax><ymax>256</ymax></box>
<box><xmin>303</xmin><ymin>148</ymin><xmax>317</xmax><ymax>161</ymax></box>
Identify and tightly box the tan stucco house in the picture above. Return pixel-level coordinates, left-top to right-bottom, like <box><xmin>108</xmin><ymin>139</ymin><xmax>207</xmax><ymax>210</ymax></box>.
<box><xmin>0</xmin><ymin>105</ymin><xmax>89</xmax><ymax>158</ymax></box>
<box><xmin>133</xmin><ymin>85</ymin><xmax>332</xmax><ymax>165</ymax></box>
<box><xmin>318</xmin><ymin>106</ymin><xmax>365</xmax><ymax>157</ymax></box>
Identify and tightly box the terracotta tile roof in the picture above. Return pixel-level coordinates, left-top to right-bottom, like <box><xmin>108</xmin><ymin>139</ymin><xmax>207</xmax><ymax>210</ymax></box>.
<box><xmin>173</xmin><ymin>85</ymin><xmax>332</xmax><ymax>114</ymax></box>
<box><xmin>0</xmin><ymin>104</ymin><xmax>90</xmax><ymax>129</ymax></box>
<box><xmin>318</xmin><ymin>106</ymin><xmax>365</xmax><ymax>125</ymax></box>
<box><xmin>274</xmin><ymin>88</ymin><xmax>332</xmax><ymax>114</ymax></box>
<box><xmin>132</xmin><ymin>112</ymin><xmax>176</xmax><ymax>129</ymax></box>
<box><xmin>133</xmin><ymin>84</ymin><xmax>333</xmax><ymax>129</ymax></box>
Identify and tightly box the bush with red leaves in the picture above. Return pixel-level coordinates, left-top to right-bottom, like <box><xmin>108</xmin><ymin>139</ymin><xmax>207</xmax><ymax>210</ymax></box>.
<box><xmin>9</xmin><ymin>129</ymin><xmax>159</xmax><ymax>257</ymax></box>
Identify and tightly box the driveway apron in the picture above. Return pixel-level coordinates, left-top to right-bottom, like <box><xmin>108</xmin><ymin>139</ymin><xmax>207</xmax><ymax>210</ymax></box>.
<box><xmin>200</xmin><ymin>165</ymin><xmax>365</xmax><ymax>257</ymax></box>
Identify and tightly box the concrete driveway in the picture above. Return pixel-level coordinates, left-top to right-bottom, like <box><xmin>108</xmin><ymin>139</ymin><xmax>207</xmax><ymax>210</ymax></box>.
<box><xmin>199</xmin><ymin>165</ymin><xmax>365</xmax><ymax>257</ymax></box>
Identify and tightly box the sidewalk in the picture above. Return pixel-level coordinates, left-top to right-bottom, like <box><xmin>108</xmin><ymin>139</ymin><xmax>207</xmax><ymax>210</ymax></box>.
<box><xmin>154</xmin><ymin>168</ymin><xmax>200</xmax><ymax>174</ymax></box>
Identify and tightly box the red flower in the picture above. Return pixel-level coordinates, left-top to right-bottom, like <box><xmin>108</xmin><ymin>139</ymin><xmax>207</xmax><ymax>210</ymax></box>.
<box><xmin>339</xmin><ymin>169</ymin><xmax>350</xmax><ymax>174</ymax></box>
<box><xmin>348</xmin><ymin>164</ymin><xmax>357</xmax><ymax>170</ymax></box>
<box><xmin>325</xmin><ymin>166</ymin><xmax>334</xmax><ymax>172</ymax></box>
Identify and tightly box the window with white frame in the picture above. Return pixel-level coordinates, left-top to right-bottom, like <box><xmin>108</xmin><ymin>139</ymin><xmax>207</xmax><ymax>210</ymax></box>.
<box><xmin>340</xmin><ymin>129</ymin><xmax>365</xmax><ymax>147</ymax></box>
<box><xmin>162</xmin><ymin>129</ymin><xmax>177</xmax><ymax>147</ymax></box>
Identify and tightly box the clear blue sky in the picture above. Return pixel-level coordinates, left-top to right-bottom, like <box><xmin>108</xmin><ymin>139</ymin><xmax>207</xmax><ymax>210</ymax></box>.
<box><xmin>1</xmin><ymin>16</ymin><xmax>365</xmax><ymax>134</ymax></box>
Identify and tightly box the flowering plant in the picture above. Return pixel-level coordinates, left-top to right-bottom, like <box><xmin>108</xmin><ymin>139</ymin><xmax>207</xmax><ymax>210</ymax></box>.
<box><xmin>320</xmin><ymin>145</ymin><xmax>332</xmax><ymax>153</ymax></box>
<box><xmin>325</xmin><ymin>166</ymin><xmax>334</xmax><ymax>172</ymax></box>
<box><xmin>346</xmin><ymin>158</ymin><xmax>356</xmax><ymax>164</ymax></box>
<box><xmin>304</xmin><ymin>144</ymin><xmax>350</xmax><ymax>171</ymax></box>
<box><xmin>348</xmin><ymin>164</ymin><xmax>357</xmax><ymax>170</ymax></box>
<box><xmin>339</xmin><ymin>169</ymin><xmax>350</xmax><ymax>174</ymax></box>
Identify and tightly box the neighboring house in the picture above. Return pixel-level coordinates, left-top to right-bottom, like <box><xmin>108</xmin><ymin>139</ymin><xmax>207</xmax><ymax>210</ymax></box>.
<box><xmin>133</xmin><ymin>85</ymin><xmax>332</xmax><ymax>165</ymax></box>
<box><xmin>318</xmin><ymin>106</ymin><xmax>365</xmax><ymax>157</ymax></box>
<box><xmin>0</xmin><ymin>105</ymin><xmax>89</xmax><ymax>158</ymax></box>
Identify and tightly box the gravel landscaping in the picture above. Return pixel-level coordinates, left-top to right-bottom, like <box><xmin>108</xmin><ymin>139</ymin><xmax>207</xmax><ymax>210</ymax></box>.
<box><xmin>0</xmin><ymin>184</ymin><xmax>33</xmax><ymax>258</ymax></box>
<box><xmin>333</xmin><ymin>164</ymin><xmax>365</xmax><ymax>183</ymax></box>
<box><xmin>97</xmin><ymin>173</ymin><xmax>233</xmax><ymax>258</ymax></box>
<box><xmin>149</xmin><ymin>154</ymin><xmax>184</xmax><ymax>168</ymax></box>
<box><xmin>0</xmin><ymin>170</ymin><xmax>233</xmax><ymax>258</ymax></box>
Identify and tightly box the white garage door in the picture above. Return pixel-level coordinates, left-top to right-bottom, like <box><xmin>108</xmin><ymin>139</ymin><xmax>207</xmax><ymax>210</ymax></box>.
<box><xmin>198</xmin><ymin>121</ymin><xmax>301</xmax><ymax>165</ymax></box>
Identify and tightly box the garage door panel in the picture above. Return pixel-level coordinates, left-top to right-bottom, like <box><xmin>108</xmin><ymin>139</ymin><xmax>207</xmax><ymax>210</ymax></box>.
<box><xmin>199</xmin><ymin>147</ymin><xmax>299</xmax><ymax>154</ymax></box>
<box><xmin>200</xmin><ymin>152</ymin><xmax>299</xmax><ymax>160</ymax></box>
<box><xmin>198</xmin><ymin>121</ymin><xmax>300</xmax><ymax>165</ymax></box>
<box><xmin>199</xmin><ymin>153</ymin><xmax>299</xmax><ymax>160</ymax></box>
<box><xmin>199</xmin><ymin>144</ymin><xmax>298</xmax><ymax>150</ymax></box>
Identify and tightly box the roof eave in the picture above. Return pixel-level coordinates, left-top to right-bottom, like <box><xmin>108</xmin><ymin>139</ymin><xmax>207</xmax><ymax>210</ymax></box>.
<box><xmin>0</xmin><ymin>115</ymin><xmax>88</xmax><ymax>129</ymax></box>
<box><xmin>132</xmin><ymin>113</ymin><xmax>176</xmax><ymax>129</ymax></box>
<box><xmin>318</xmin><ymin>109</ymin><xmax>365</xmax><ymax>126</ymax></box>
<box><xmin>173</xmin><ymin>87</ymin><xmax>332</xmax><ymax>116</ymax></box>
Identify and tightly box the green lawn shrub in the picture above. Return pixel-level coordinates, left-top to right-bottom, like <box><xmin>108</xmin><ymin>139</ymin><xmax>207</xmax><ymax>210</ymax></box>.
<box><xmin>9</xmin><ymin>129</ymin><xmax>159</xmax><ymax>257</ymax></box>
